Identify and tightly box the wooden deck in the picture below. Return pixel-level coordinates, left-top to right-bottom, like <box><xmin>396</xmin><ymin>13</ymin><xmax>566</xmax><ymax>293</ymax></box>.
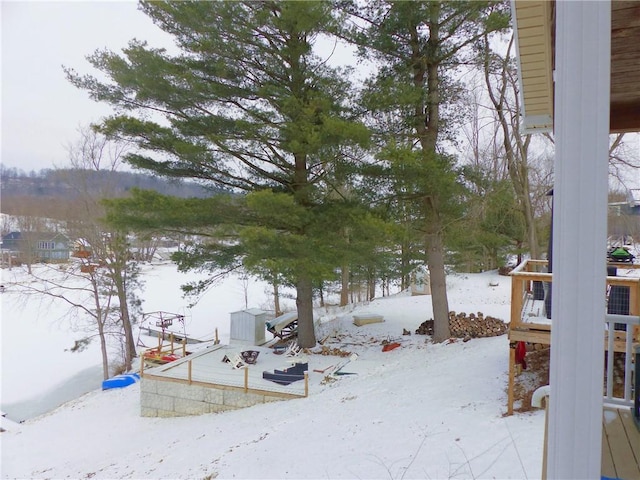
<box><xmin>602</xmin><ymin>407</ymin><xmax>640</xmax><ymax>480</ymax></box>
<box><xmin>507</xmin><ymin>259</ymin><xmax>640</xmax><ymax>415</ymax></box>
<box><xmin>140</xmin><ymin>343</ymin><xmax>313</xmax><ymax>398</ymax></box>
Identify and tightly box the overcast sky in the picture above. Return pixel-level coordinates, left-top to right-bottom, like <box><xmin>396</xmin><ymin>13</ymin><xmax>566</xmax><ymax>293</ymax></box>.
<box><xmin>1</xmin><ymin>1</ymin><xmax>172</xmax><ymax>172</ymax></box>
<box><xmin>2</xmin><ymin>2</ymin><xmax>637</xmax><ymax>191</ymax></box>
<box><xmin>0</xmin><ymin>1</ymin><xmax>361</xmax><ymax>174</ymax></box>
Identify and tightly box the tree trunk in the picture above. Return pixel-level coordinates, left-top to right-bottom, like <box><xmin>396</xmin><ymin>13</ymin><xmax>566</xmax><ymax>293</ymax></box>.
<box><xmin>415</xmin><ymin>3</ymin><xmax>451</xmax><ymax>342</ymax></box>
<box><xmin>273</xmin><ymin>280</ymin><xmax>281</xmax><ymax>317</ymax></box>
<box><xmin>92</xmin><ymin>282</ymin><xmax>111</xmax><ymax>381</ymax></box>
<box><xmin>482</xmin><ymin>36</ymin><xmax>540</xmax><ymax>260</ymax></box>
<box><xmin>522</xmin><ymin>173</ymin><xmax>539</xmax><ymax>259</ymax></box>
<box><xmin>111</xmin><ymin>260</ymin><xmax>136</xmax><ymax>370</ymax></box>
<box><xmin>401</xmin><ymin>239</ymin><xmax>410</xmax><ymax>291</ymax></box>
<box><xmin>340</xmin><ymin>264</ymin><xmax>349</xmax><ymax>307</ymax></box>
<box><xmin>340</xmin><ymin>227</ymin><xmax>350</xmax><ymax>306</ymax></box>
<box><xmin>318</xmin><ymin>282</ymin><xmax>325</xmax><ymax>308</ymax></box>
<box><xmin>426</xmin><ymin>212</ymin><xmax>451</xmax><ymax>342</ymax></box>
<box><xmin>97</xmin><ymin>315</ymin><xmax>110</xmax><ymax>380</ymax></box>
<box><xmin>510</xmin><ymin>136</ymin><xmax>539</xmax><ymax>260</ymax></box>
<box><xmin>117</xmin><ymin>287</ymin><xmax>135</xmax><ymax>370</ymax></box>
<box><xmin>295</xmin><ymin>276</ymin><xmax>316</xmax><ymax>348</ymax></box>
<box><xmin>291</xmin><ymin>147</ymin><xmax>316</xmax><ymax>347</ymax></box>
<box><xmin>368</xmin><ymin>269</ymin><xmax>376</xmax><ymax>301</ymax></box>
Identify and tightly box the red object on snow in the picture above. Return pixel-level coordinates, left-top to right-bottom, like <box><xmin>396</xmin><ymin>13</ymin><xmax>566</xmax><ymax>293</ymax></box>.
<box><xmin>382</xmin><ymin>342</ymin><xmax>401</xmax><ymax>352</ymax></box>
<box><xmin>515</xmin><ymin>341</ymin><xmax>527</xmax><ymax>370</ymax></box>
<box><xmin>161</xmin><ymin>354</ymin><xmax>179</xmax><ymax>362</ymax></box>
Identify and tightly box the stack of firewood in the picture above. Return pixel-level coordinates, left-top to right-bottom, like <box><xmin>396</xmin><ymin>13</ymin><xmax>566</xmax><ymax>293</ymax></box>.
<box><xmin>498</xmin><ymin>266</ymin><xmax>513</xmax><ymax>276</ymax></box>
<box><xmin>415</xmin><ymin>319</ymin><xmax>435</xmax><ymax>335</ymax></box>
<box><xmin>415</xmin><ymin>311</ymin><xmax>508</xmax><ymax>339</ymax></box>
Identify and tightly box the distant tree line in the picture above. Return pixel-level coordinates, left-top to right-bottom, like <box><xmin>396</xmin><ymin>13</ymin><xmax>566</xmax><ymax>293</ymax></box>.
<box><xmin>0</xmin><ymin>165</ymin><xmax>217</xmax><ymax>204</ymax></box>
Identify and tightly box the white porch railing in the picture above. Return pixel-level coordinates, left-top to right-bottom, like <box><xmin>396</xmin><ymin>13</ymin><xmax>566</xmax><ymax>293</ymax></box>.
<box><xmin>604</xmin><ymin>313</ymin><xmax>640</xmax><ymax>407</ymax></box>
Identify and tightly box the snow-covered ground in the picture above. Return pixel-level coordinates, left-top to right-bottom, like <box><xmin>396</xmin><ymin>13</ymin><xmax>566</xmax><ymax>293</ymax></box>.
<box><xmin>0</xmin><ymin>261</ymin><xmax>297</xmax><ymax>420</ymax></box>
<box><xmin>1</xmin><ymin>261</ymin><xmax>546</xmax><ymax>479</ymax></box>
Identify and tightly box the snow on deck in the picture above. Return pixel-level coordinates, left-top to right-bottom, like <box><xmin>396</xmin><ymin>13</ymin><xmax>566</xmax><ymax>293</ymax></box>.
<box><xmin>141</xmin><ymin>343</ymin><xmax>321</xmax><ymax>397</ymax></box>
<box><xmin>520</xmin><ymin>294</ymin><xmax>551</xmax><ymax>326</ymax></box>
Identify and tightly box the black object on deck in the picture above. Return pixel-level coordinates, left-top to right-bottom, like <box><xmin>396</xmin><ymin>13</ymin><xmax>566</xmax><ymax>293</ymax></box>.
<box><xmin>262</xmin><ymin>362</ymin><xmax>308</xmax><ymax>386</ymax></box>
<box><xmin>634</xmin><ymin>345</ymin><xmax>640</xmax><ymax>431</ymax></box>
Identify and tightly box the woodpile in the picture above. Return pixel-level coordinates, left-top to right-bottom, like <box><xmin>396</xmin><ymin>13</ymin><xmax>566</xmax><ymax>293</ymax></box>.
<box><xmin>498</xmin><ymin>266</ymin><xmax>513</xmax><ymax>276</ymax></box>
<box><xmin>415</xmin><ymin>311</ymin><xmax>508</xmax><ymax>339</ymax></box>
<box><xmin>415</xmin><ymin>320</ymin><xmax>434</xmax><ymax>335</ymax></box>
<box><xmin>609</xmin><ymin>351</ymin><xmax>628</xmax><ymax>396</ymax></box>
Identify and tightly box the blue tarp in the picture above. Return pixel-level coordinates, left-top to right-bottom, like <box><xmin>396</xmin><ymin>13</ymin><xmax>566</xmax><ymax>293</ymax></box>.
<box><xmin>102</xmin><ymin>373</ymin><xmax>140</xmax><ymax>390</ymax></box>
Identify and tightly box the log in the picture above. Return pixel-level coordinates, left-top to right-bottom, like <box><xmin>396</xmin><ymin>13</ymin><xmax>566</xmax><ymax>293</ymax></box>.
<box><xmin>353</xmin><ymin>314</ymin><xmax>384</xmax><ymax>326</ymax></box>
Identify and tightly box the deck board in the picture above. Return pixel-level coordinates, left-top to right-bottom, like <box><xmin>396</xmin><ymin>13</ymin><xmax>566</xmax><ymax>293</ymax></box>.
<box><xmin>602</xmin><ymin>426</ymin><xmax>617</xmax><ymax>479</ymax></box>
<box><xmin>602</xmin><ymin>407</ymin><xmax>640</xmax><ymax>480</ymax></box>
<box><xmin>620</xmin><ymin>408</ymin><xmax>640</xmax><ymax>476</ymax></box>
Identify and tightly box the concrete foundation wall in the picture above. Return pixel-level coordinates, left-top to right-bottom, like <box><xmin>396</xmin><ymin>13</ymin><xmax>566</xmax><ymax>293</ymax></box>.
<box><xmin>140</xmin><ymin>378</ymin><xmax>285</xmax><ymax>417</ymax></box>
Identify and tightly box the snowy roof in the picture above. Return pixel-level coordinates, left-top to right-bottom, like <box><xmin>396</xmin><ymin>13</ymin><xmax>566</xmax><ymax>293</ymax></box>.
<box><xmin>231</xmin><ymin>307</ymin><xmax>267</xmax><ymax>316</ymax></box>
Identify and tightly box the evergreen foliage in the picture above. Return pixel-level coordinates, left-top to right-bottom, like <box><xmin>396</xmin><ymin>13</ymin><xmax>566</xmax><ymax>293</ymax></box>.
<box><xmin>450</xmin><ymin>166</ymin><xmax>526</xmax><ymax>271</ymax></box>
<box><xmin>68</xmin><ymin>1</ymin><xmax>375</xmax><ymax>347</ymax></box>
<box><xmin>338</xmin><ymin>0</ymin><xmax>510</xmax><ymax>342</ymax></box>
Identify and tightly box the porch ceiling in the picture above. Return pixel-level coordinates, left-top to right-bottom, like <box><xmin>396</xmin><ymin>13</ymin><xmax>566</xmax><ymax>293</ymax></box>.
<box><xmin>512</xmin><ymin>1</ymin><xmax>640</xmax><ymax>134</ymax></box>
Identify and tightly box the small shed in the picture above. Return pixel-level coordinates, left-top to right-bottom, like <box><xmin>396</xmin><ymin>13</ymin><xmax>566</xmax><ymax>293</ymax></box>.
<box><xmin>229</xmin><ymin>308</ymin><xmax>270</xmax><ymax>345</ymax></box>
<box><xmin>410</xmin><ymin>266</ymin><xmax>431</xmax><ymax>296</ymax></box>
<box><xmin>626</xmin><ymin>188</ymin><xmax>640</xmax><ymax>216</ymax></box>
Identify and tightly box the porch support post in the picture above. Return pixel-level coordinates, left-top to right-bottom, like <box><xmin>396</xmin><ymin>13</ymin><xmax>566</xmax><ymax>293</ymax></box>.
<box><xmin>548</xmin><ymin>1</ymin><xmax>610</xmax><ymax>479</ymax></box>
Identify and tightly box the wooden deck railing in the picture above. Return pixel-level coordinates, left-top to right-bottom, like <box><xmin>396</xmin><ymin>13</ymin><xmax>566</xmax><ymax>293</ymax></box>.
<box><xmin>510</xmin><ymin>259</ymin><xmax>553</xmax><ymax>333</ymax></box>
<box><xmin>508</xmin><ymin>259</ymin><xmax>640</xmax><ymax>413</ymax></box>
<box><xmin>605</xmin><ymin>313</ymin><xmax>640</xmax><ymax>407</ymax></box>
<box><xmin>140</xmin><ymin>334</ymin><xmax>187</xmax><ymax>372</ymax></box>
<box><xmin>139</xmin><ymin>345</ymin><xmax>309</xmax><ymax>400</ymax></box>
<box><xmin>510</xmin><ymin>259</ymin><xmax>640</xmax><ymax>331</ymax></box>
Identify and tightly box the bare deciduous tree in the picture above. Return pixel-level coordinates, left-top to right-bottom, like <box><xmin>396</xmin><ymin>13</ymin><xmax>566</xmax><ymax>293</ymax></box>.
<box><xmin>481</xmin><ymin>34</ymin><xmax>549</xmax><ymax>260</ymax></box>
<box><xmin>62</xmin><ymin>126</ymin><xmax>141</xmax><ymax>372</ymax></box>
<box><xmin>12</xmin><ymin>261</ymin><xmax>119</xmax><ymax>380</ymax></box>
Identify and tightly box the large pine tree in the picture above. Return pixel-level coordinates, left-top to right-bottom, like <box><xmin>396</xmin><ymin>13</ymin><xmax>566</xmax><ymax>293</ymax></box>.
<box><xmin>340</xmin><ymin>0</ymin><xmax>510</xmax><ymax>342</ymax></box>
<box><xmin>67</xmin><ymin>1</ymin><xmax>370</xmax><ymax>347</ymax></box>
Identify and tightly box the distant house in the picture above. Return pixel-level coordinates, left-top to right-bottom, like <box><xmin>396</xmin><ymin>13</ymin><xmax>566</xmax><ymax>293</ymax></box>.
<box><xmin>1</xmin><ymin>232</ymin><xmax>22</xmax><ymax>252</ymax></box>
<box><xmin>35</xmin><ymin>232</ymin><xmax>71</xmax><ymax>261</ymax></box>
<box><xmin>626</xmin><ymin>188</ymin><xmax>640</xmax><ymax>216</ymax></box>
<box><xmin>0</xmin><ymin>232</ymin><xmax>22</xmax><ymax>267</ymax></box>
<box><xmin>0</xmin><ymin>231</ymin><xmax>71</xmax><ymax>262</ymax></box>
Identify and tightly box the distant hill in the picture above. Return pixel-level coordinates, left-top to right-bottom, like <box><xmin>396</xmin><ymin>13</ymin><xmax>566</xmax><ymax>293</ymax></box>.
<box><xmin>0</xmin><ymin>166</ymin><xmax>227</xmax><ymax>223</ymax></box>
<box><xmin>0</xmin><ymin>166</ymin><xmax>218</xmax><ymax>201</ymax></box>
